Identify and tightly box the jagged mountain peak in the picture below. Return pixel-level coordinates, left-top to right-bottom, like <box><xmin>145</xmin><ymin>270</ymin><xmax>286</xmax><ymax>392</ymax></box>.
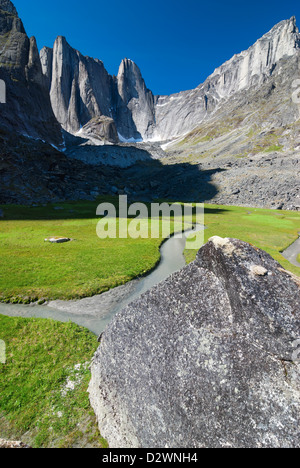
<box><xmin>118</xmin><ymin>58</ymin><xmax>139</xmax><ymax>71</ymax></box>
<box><xmin>0</xmin><ymin>0</ymin><xmax>25</xmax><ymax>36</ymax></box>
<box><xmin>2</xmin><ymin>1</ymin><xmax>299</xmax><ymax>147</ymax></box>
<box><xmin>117</xmin><ymin>58</ymin><xmax>146</xmax><ymax>91</ymax></box>
<box><xmin>55</xmin><ymin>35</ymin><xmax>68</xmax><ymax>43</ymax></box>
<box><xmin>115</xmin><ymin>57</ymin><xmax>155</xmax><ymax>141</ymax></box>
<box><xmin>0</xmin><ymin>0</ymin><xmax>17</xmax><ymax>14</ymax></box>
<box><xmin>117</xmin><ymin>58</ymin><xmax>146</xmax><ymax>94</ymax></box>
<box><xmin>210</xmin><ymin>16</ymin><xmax>300</xmax><ymax>79</ymax></box>
<box><xmin>0</xmin><ymin>0</ymin><xmax>62</xmax><ymax>145</ymax></box>
<box><xmin>256</xmin><ymin>15</ymin><xmax>300</xmax><ymax>48</ymax></box>
<box><xmin>53</xmin><ymin>35</ymin><xmax>74</xmax><ymax>56</ymax></box>
<box><xmin>273</xmin><ymin>15</ymin><xmax>298</xmax><ymax>33</ymax></box>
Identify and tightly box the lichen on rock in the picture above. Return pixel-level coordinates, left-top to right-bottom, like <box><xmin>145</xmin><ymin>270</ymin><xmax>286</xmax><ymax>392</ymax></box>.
<box><xmin>89</xmin><ymin>238</ymin><xmax>300</xmax><ymax>448</ymax></box>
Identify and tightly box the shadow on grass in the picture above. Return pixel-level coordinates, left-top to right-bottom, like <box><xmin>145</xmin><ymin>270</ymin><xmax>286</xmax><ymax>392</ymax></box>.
<box><xmin>0</xmin><ymin>198</ymin><xmax>229</xmax><ymax>221</ymax></box>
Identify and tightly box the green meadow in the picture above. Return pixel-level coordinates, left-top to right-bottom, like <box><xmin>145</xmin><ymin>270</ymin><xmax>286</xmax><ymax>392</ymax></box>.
<box><xmin>0</xmin><ymin>198</ymin><xmax>165</xmax><ymax>302</ymax></box>
<box><xmin>0</xmin><ymin>314</ymin><xmax>107</xmax><ymax>448</ymax></box>
<box><xmin>0</xmin><ymin>199</ymin><xmax>299</xmax><ymax>303</ymax></box>
<box><xmin>185</xmin><ymin>204</ymin><xmax>300</xmax><ymax>276</ymax></box>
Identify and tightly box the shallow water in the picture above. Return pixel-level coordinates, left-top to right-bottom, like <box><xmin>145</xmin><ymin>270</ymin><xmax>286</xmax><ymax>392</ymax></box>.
<box><xmin>281</xmin><ymin>235</ymin><xmax>300</xmax><ymax>268</ymax></box>
<box><xmin>0</xmin><ymin>226</ymin><xmax>204</xmax><ymax>335</ymax></box>
<box><xmin>3</xmin><ymin>228</ymin><xmax>297</xmax><ymax>336</ymax></box>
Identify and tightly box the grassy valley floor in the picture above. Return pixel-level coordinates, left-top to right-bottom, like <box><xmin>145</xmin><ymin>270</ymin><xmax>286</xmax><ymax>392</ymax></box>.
<box><xmin>0</xmin><ymin>199</ymin><xmax>299</xmax><ymax>447</ymax></box>
<box><xmin>0</xmin><ymin>199</ymin><xmax>299</xmax><ymax>303</ymax></box>
<box><xmin>0</xmin><ymin>315</ymin><xmax>108</xmax><ymax>448</ymax></box>
<box><xmin>184</xmin><ymin>204</ymin><xmax>300</xmax><ymax>276</ymax></box>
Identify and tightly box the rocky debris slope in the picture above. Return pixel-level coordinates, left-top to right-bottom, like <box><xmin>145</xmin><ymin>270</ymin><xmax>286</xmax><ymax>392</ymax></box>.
<box><xmin>162</xmin><ymin>151</ymin><xmax>300</xmax><ymax>210</ymax></box>
<box><xmin>0</xmin><ymin>0</ymin><xmax>62</xmax><ymax>146</ymax></box>
<box><xmin>3</xmin><ymin>125</ymin><xmax>298</xmax><ymax>209</ymax></box>
<box><xmin>205</xmin><ymin>153</ymin><xmax>300</xmax><ymax>210</ymax></box>
<box><xmin>0</xmin><ymin>129</ymin><xmax>128</xmax><ymax>204</ymax></box>
<box><xmin>65</xmin><ymin>141</ymin><xmax>167</xmax><ymax>169</ymax></box>
<box><xmin>89</xmin><ymin>237</ymin><xmax>300</xmax><ymax>448</ymax></box>
<box><xmin>0</xmin><ymin>128</ymin><xmax>220</xmax><ymax>205</ymax></box>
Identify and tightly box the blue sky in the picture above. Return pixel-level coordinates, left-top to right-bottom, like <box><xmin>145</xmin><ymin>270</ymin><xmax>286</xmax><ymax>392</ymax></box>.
<box><xmin>13</xmin><ymin>0</ymin><xmax>300</xmax><ymax>95</ymax></box>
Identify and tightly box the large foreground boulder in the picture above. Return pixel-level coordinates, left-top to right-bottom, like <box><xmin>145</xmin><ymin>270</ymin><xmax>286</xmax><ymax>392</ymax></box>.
<box><xmin>89</xmin><ymin>237</ymin><xmax>300</xmax><ymax>448</ymax></box>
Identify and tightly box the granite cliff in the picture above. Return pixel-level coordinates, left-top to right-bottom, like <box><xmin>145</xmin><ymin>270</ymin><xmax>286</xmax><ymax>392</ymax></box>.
<box><xmin>40</xmin><ymin>16</ymin><xmax>300</xmax><ymax>143</ymax></box>
<box><xmin>40</xmin><ymin>38</ymin><xmax>156</xmax><ymax>142</ymax></box>
<box><xmin>0</xmin><ymin>0</ymin><xmax>62</xmax><ymax>146</ymax></box>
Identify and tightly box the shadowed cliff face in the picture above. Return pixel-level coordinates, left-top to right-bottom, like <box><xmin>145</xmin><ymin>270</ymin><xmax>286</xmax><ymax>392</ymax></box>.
<box><xmin>114</xmin><ymin>58</ymin><xmax>156</xmax><ymax>141</ymax></box>
<box><xmin>0</xmin><ymin>0</ymin><xmax>62</xmax><ymax>146</ymax></box>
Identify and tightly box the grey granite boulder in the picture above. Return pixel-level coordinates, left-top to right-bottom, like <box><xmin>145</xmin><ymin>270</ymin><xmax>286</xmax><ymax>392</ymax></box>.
<box><xmin>89</xmin><ymin>237</ymin><xmax>300</xmax><ymax>448</ymax></box>
<box><xmin>80</xmin><ymin>116</ymin><xmax>119</xmax><ymax>144</ymax></box>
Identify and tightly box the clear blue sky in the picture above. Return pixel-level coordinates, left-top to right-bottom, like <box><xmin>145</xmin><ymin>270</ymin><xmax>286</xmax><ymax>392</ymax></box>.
<box><xmin>13</xmin><ymin>0</ymin><xmax>300</xmax><ymax>96</ymax></box>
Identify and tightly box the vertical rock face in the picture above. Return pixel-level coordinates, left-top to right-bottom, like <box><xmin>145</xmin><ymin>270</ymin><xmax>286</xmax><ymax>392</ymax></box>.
<box><xmin>40</xmin><ymin>46</ymin><xmax>53</xmax><ymax>89</ymax></box>
<box><xmin>152</xmin><ymin>17</ymin><xmax>300</xmax><ymax>141</ymax></box>
<box><xmin>115</xmin><ymin>58</ymin><xmax>156</xmax><ymax>141</ymax></box>
<box><xmin>44</xmin><ymin>36</ymin><xmax>115</xmax><ymax>135</ymax></box>
<box><xmin>89</xmin><ymin>238</ymin><xmax>300</xmax><ymax>448</ymax></box>
<box><xmin>0</xmin><ymin>0</ymin><xmax>62</xmax><ymax>145</ymax></box>
<box><xmin>42</xmin><ymin>16</ymin><xmax>300</xmax><ymax>143</ymax></box>
<box><xmin>43</xmin><ymin>42</ymin><xmax>156</xmax><ymax>140</ymax></box>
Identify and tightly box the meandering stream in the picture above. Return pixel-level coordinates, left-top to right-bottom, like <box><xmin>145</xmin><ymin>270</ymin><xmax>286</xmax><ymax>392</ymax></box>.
<box><xmin>0</xmin><ymin>228</ymin><xmax>299</xmax><ymax>335</ymax></box>
<box><xmin>281</xmin><ymin>234</ymin><xmax>300</xmax><ymax>268</ymax></box>
<box><xmin>0</xmin><ymin>226</ymin><xmax>205</xmax><ymax>335</ymax></box>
